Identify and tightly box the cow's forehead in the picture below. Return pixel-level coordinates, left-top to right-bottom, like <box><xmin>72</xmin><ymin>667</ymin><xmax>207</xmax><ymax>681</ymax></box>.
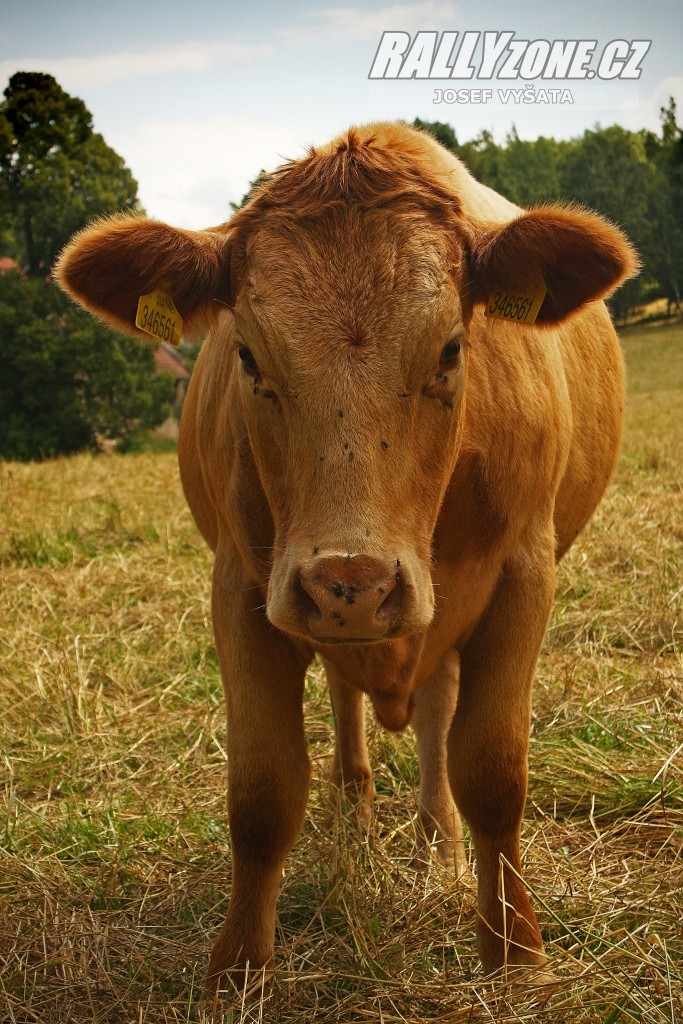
<box><xmin>237</xmin><ymin>207</ymin><xmax>459</xmax><ymax>351</ymax></box>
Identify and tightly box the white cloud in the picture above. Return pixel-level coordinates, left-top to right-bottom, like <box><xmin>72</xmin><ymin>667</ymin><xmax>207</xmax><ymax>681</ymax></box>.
<box><xmin>110</xmin><ymin>114</ymin><xmax>307</xmax><ymax>229</ymax></box>
<box><xmin>617</xmin><ymin>74</ymin><xmax>683</xmax><ymax>133</ymax></box>
<box><xmin>279</xmin><ymin>2</ymin><xmax>459</xmax><ymax>42</ymax></box>
<box><xmin>0</xmin><ymin>40</ymin><xmax>274</xmax><ymax>92</ymax></box>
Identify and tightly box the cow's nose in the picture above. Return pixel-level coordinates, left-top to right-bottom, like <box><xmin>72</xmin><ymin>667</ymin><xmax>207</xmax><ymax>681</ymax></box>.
<box><xmin>296</xmin><ymin>555</ymin><xmax>404</xmax><ymax>641</ymax></box>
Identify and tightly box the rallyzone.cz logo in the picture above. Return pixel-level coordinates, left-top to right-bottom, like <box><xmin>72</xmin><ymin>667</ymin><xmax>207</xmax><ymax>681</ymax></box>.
<box><xmin>369</xmin><ymin>32</ymin><xmax>651</xmax><ymax>81</ymax></box>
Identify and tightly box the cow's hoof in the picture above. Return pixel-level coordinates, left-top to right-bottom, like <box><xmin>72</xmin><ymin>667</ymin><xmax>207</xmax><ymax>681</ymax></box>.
<box><xmin>206</xmin><ymin>926</ymin><xmax>274</xmax><ymax>1001</ymax></box>
<box><xmin>473</xmin><ymin>963</ymin><xmax>560</xmax><ymax>1016</ymax></box>
<box><xmin>325</xmin><ymin>781</ymin><xmax>374</xmax><ymax>835</ymax></box>
<box><xmin>410</xmin><ymin>818</ymin><xmax>469</xmax><ymax>876</ymax></box>
<box><xmin>205</xmin><ymin>958</ymin><xmax>273</xmax><ymax>1005</ymax></box>
<box><xmin>484</xmin><ymin>958</ymin><xmax>559</xmax><ymax>993</ymax></box>
<box><xmin>410</xmin><ymin>839</ymin><xmax>465</xmax><ymax>874</ymax></box>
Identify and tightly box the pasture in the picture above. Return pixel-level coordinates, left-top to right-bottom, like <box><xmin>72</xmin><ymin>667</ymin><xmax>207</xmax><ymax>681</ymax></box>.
<box><xmin>1</xmin><ymin>321</ymin><xmax>681</xmax><ymax>1023</ymax></box>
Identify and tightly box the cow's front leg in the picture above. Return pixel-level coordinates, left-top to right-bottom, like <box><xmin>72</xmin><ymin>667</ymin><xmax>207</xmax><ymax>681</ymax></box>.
<box><xmin>324</xmin><ymin>660</ymin><xmax>374</xmax><ymax>830</ymax></box>
<box><xmin>207</xmin><ymin>553</ymin><xmax>312</xmax><ymax>988</ymax></box>
<box><xmin>412</xmin><ymin>649</ymin><xmax>465</xmax><ymax>873</ymax></box>
<box><xmin>448</xmin><ymin>540</ymin><xmax>555</xmax><ymax>976</ymax></box>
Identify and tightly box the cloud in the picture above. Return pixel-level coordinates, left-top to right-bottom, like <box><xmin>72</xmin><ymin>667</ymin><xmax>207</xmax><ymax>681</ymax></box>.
<box><xmin>617</xmin><ymin>74</ymin><xmax>683</xmax><ymax>132</ymax></box>
<box><xmin>0</xmin><ymin>40</ymin><xmax>274</xmax><ymax>92</ymax></box>
<box><xmin>110</xmin><ymin>114</ymin><xmax>306</xmax><ymax>229</ymax></box>
<box><xmin>279</xmin><ymin>1</ymin><xmax>459</xmax><ymax>42</ymax></box>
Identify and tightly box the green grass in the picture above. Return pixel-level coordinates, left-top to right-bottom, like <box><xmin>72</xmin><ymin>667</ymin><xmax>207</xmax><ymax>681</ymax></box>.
<box><xmin>0</xmin><ymin>321</ymin><xmax>681</xmax><ymax>1022</ymax></box>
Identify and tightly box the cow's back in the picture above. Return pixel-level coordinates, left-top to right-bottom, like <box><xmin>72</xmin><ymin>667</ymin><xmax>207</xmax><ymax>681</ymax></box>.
<box><xmin>553</xmin><ymin>301</ymin><xmax>625</xmax><ymax>557</ymax></box>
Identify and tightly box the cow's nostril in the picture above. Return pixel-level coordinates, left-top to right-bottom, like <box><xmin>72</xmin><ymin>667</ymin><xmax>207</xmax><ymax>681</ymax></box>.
<box><xmin>295</xmin><ymin>577</ymin><xmax>322</xmax><ymax>623</ymax></box>
<box><xmin>294</xmin><ymin>555</ymin><xmax>410</xmax><ymax>640</ymax></box>
<box><xmin>376</xmin><ymin>571</ymin><xmax>404</xmax><ymax>626</ymax></box>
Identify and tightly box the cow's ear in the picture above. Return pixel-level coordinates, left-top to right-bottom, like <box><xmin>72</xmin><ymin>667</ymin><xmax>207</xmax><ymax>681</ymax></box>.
<box><xmin>54</xmin><ymin>215</ymin><xmax>232</xmax><ymax>340</ymax></box>
<box><xmin>468</xmin><ymin>206</ymin><xmax>639</xmax><ymax>326</ymax></box>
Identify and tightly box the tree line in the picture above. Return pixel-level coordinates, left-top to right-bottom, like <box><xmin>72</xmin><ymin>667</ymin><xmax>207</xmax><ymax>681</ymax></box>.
<box><xmin>1</xmin><ymin>72</ymin><xmax>681</xmax><ymax>460</ymax></box>
<box><xmin>415</xmin><ymin>108</ymin><xmax>683</xmax><ymax>319</ymax></box>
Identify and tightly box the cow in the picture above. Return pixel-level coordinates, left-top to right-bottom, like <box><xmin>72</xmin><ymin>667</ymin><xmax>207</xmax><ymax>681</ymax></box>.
<box><xmin>55</xmin><ymin>121</ymin><xmax>637</xmax><ymax>989</ymax></box>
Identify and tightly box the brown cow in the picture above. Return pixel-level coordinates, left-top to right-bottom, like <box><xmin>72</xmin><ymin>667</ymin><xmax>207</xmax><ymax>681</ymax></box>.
<box><xmin>55</xmin><ymin>122</ymin><xmax>637</xmax><ymax>988</ymax></box>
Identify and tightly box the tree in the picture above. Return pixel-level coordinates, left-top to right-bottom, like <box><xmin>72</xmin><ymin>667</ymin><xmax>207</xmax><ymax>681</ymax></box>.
<box><xmin>0</xmin><ymin>72</ymin><xmax>139</xmax><ymax>276</ymax></box>
<box><xmin>230</xmin><ymin>169</ymin><xmax>271</xmax><ymax>212</ymax></box>
<box><xmin>495</xmin><ymin>131</ymin><xmax>565</xmax><ymax>208</ymax></box>
<box><xmin>0</xmin><ymin>270</ymin><xmax>173</xmax><ymax>460</ymax></box>
<box><xmin>557</xmin><ymin>126</ymin><xmax>659</xmax><ymax>316</ymax></box>
<box><xmin>413</xmin><ymin>118</ymin><xmax>459</xmax><ymax>153</ymax></box>
<box><xmin>0</xmin><ymin>73</ymin><xmax>173</xmax><ymax>460</ymax></box>
<box><xmin>643</xmin><ymin>99</ymin><xmax>683</xmax><ymax>311</ymax></box>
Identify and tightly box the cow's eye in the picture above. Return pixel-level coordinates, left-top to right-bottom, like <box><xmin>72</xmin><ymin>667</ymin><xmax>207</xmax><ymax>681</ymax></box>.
<box><xmin>238</xmin><ymin>346</ymin><xmax>258</xmax><ymax>373</ymax></box>
<box><xmin>440</xmin><ymin>340</ymin><xmax>461</xmax><ymax>366</ymax></box>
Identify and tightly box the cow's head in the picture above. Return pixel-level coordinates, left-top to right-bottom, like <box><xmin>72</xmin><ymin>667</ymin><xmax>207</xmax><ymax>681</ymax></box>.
<box><xmin>56</xmin><ymin>128</ymin><xmax>637</xmax><ymax>647</ymax></box>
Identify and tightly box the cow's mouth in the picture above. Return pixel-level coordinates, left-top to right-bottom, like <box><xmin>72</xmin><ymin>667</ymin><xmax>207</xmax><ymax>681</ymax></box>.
<box><xmin>315</xmin><ymin>635</ymin><xmax>389</xmax><ymax>646</ymax></box>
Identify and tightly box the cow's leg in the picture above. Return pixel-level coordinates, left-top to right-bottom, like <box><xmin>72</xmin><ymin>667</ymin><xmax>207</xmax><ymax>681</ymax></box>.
<box><xmin>324</xmin><ymin>660</ymin><xmax>374</xmax><ymax>830</ymax></box>
<box><xmin>448</xmin><ymin>540</ymin><xmax>555</xmax><ymax>976</ymax></box>
<box><xmin>412</xmin><ymin>649</ymin><xmax>466</xmax><ymax>873</ymax></box>
<box><xmin>207</xmin><ymin>553</ymin><xmax>311</xmax><ymax>987</ymax></box>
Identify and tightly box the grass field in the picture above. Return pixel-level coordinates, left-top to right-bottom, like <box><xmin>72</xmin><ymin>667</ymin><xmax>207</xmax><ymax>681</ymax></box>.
<box><xmin>1</xmin><ymin>322</ymin><xmax>681</xmax><ymax>1023</ymax></box>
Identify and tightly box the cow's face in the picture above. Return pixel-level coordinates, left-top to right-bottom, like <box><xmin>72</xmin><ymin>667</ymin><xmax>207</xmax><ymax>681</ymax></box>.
<box><xmin>55</xmin><ymin>132</ymin><xmax>636</xmax><ymax>651</ymax></box>
<box><xmin>232</xmin><ymin>207</ymin><xmax>469</xmax><ymax>643</ymax></box>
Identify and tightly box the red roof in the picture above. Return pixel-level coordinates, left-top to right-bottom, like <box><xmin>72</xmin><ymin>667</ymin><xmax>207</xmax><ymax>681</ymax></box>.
<box><xmin>153</xmin><ymin>342</ymin><xmax>191</xmax><ymax>379</ymax></box>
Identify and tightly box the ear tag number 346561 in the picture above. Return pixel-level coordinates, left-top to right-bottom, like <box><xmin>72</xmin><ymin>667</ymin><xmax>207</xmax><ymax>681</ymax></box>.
<box><xmin>135</xmin><ymin>284</ymin><xmax>183</xmax><ymax>347</ymax></box>
<box><xmin>485</xmin><ymin>282</ymin><xmax>547</xmax><ymax>326</ymax></box>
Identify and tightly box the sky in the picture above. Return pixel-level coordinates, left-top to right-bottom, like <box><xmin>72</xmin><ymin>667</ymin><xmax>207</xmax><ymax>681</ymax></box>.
<box><xmin>1</xmin><ymin>0</ymin><xmax>682</xmax><ymax>228</ymax></box>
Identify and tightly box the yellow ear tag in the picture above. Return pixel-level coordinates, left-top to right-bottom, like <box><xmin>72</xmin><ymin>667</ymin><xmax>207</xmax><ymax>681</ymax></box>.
<box><xmin>484</xmin><ymin>281</ymin><xmax>547</xmax><ymax>326</ymax></box>
<box><xmin>135</xmin><ymin>283</ymin><xmax>183</xmax><ymax>347</ymax></box>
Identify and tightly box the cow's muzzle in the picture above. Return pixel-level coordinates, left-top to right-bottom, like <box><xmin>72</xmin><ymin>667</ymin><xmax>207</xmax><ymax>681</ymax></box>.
<box><xmin>267</xmin><ymin>543</ymin><xmax>436</xmax><ymax>643</ymax></box>
<box><xmin>267</xmin><ymin>548</ymin><xmax>434</xmax><ymax>643</ymax></box>
<box><xmin>295</xmin><ymin>554</ymin><xmax>404</xmax><ymax>641</ymax></box>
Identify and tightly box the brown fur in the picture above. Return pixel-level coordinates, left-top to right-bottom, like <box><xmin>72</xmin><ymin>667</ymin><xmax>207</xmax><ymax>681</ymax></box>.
<box><xmin>55</xmin><ymin>121</ymin><xmax>637</xmax><ymax>989</ymax></box>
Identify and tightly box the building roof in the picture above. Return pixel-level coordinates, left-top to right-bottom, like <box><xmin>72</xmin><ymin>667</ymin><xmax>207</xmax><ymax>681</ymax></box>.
<box><xmin>153</xmin><ymin>342</ymin><xmax>191</xmax><ymax>380</ymax></box>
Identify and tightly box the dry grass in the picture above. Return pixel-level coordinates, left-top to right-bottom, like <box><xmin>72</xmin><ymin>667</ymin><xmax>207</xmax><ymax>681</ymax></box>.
<box><xmin>1</xmin><ymin>322</ymin><xmax>681</xmax><ymax>1023</ymax></box>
